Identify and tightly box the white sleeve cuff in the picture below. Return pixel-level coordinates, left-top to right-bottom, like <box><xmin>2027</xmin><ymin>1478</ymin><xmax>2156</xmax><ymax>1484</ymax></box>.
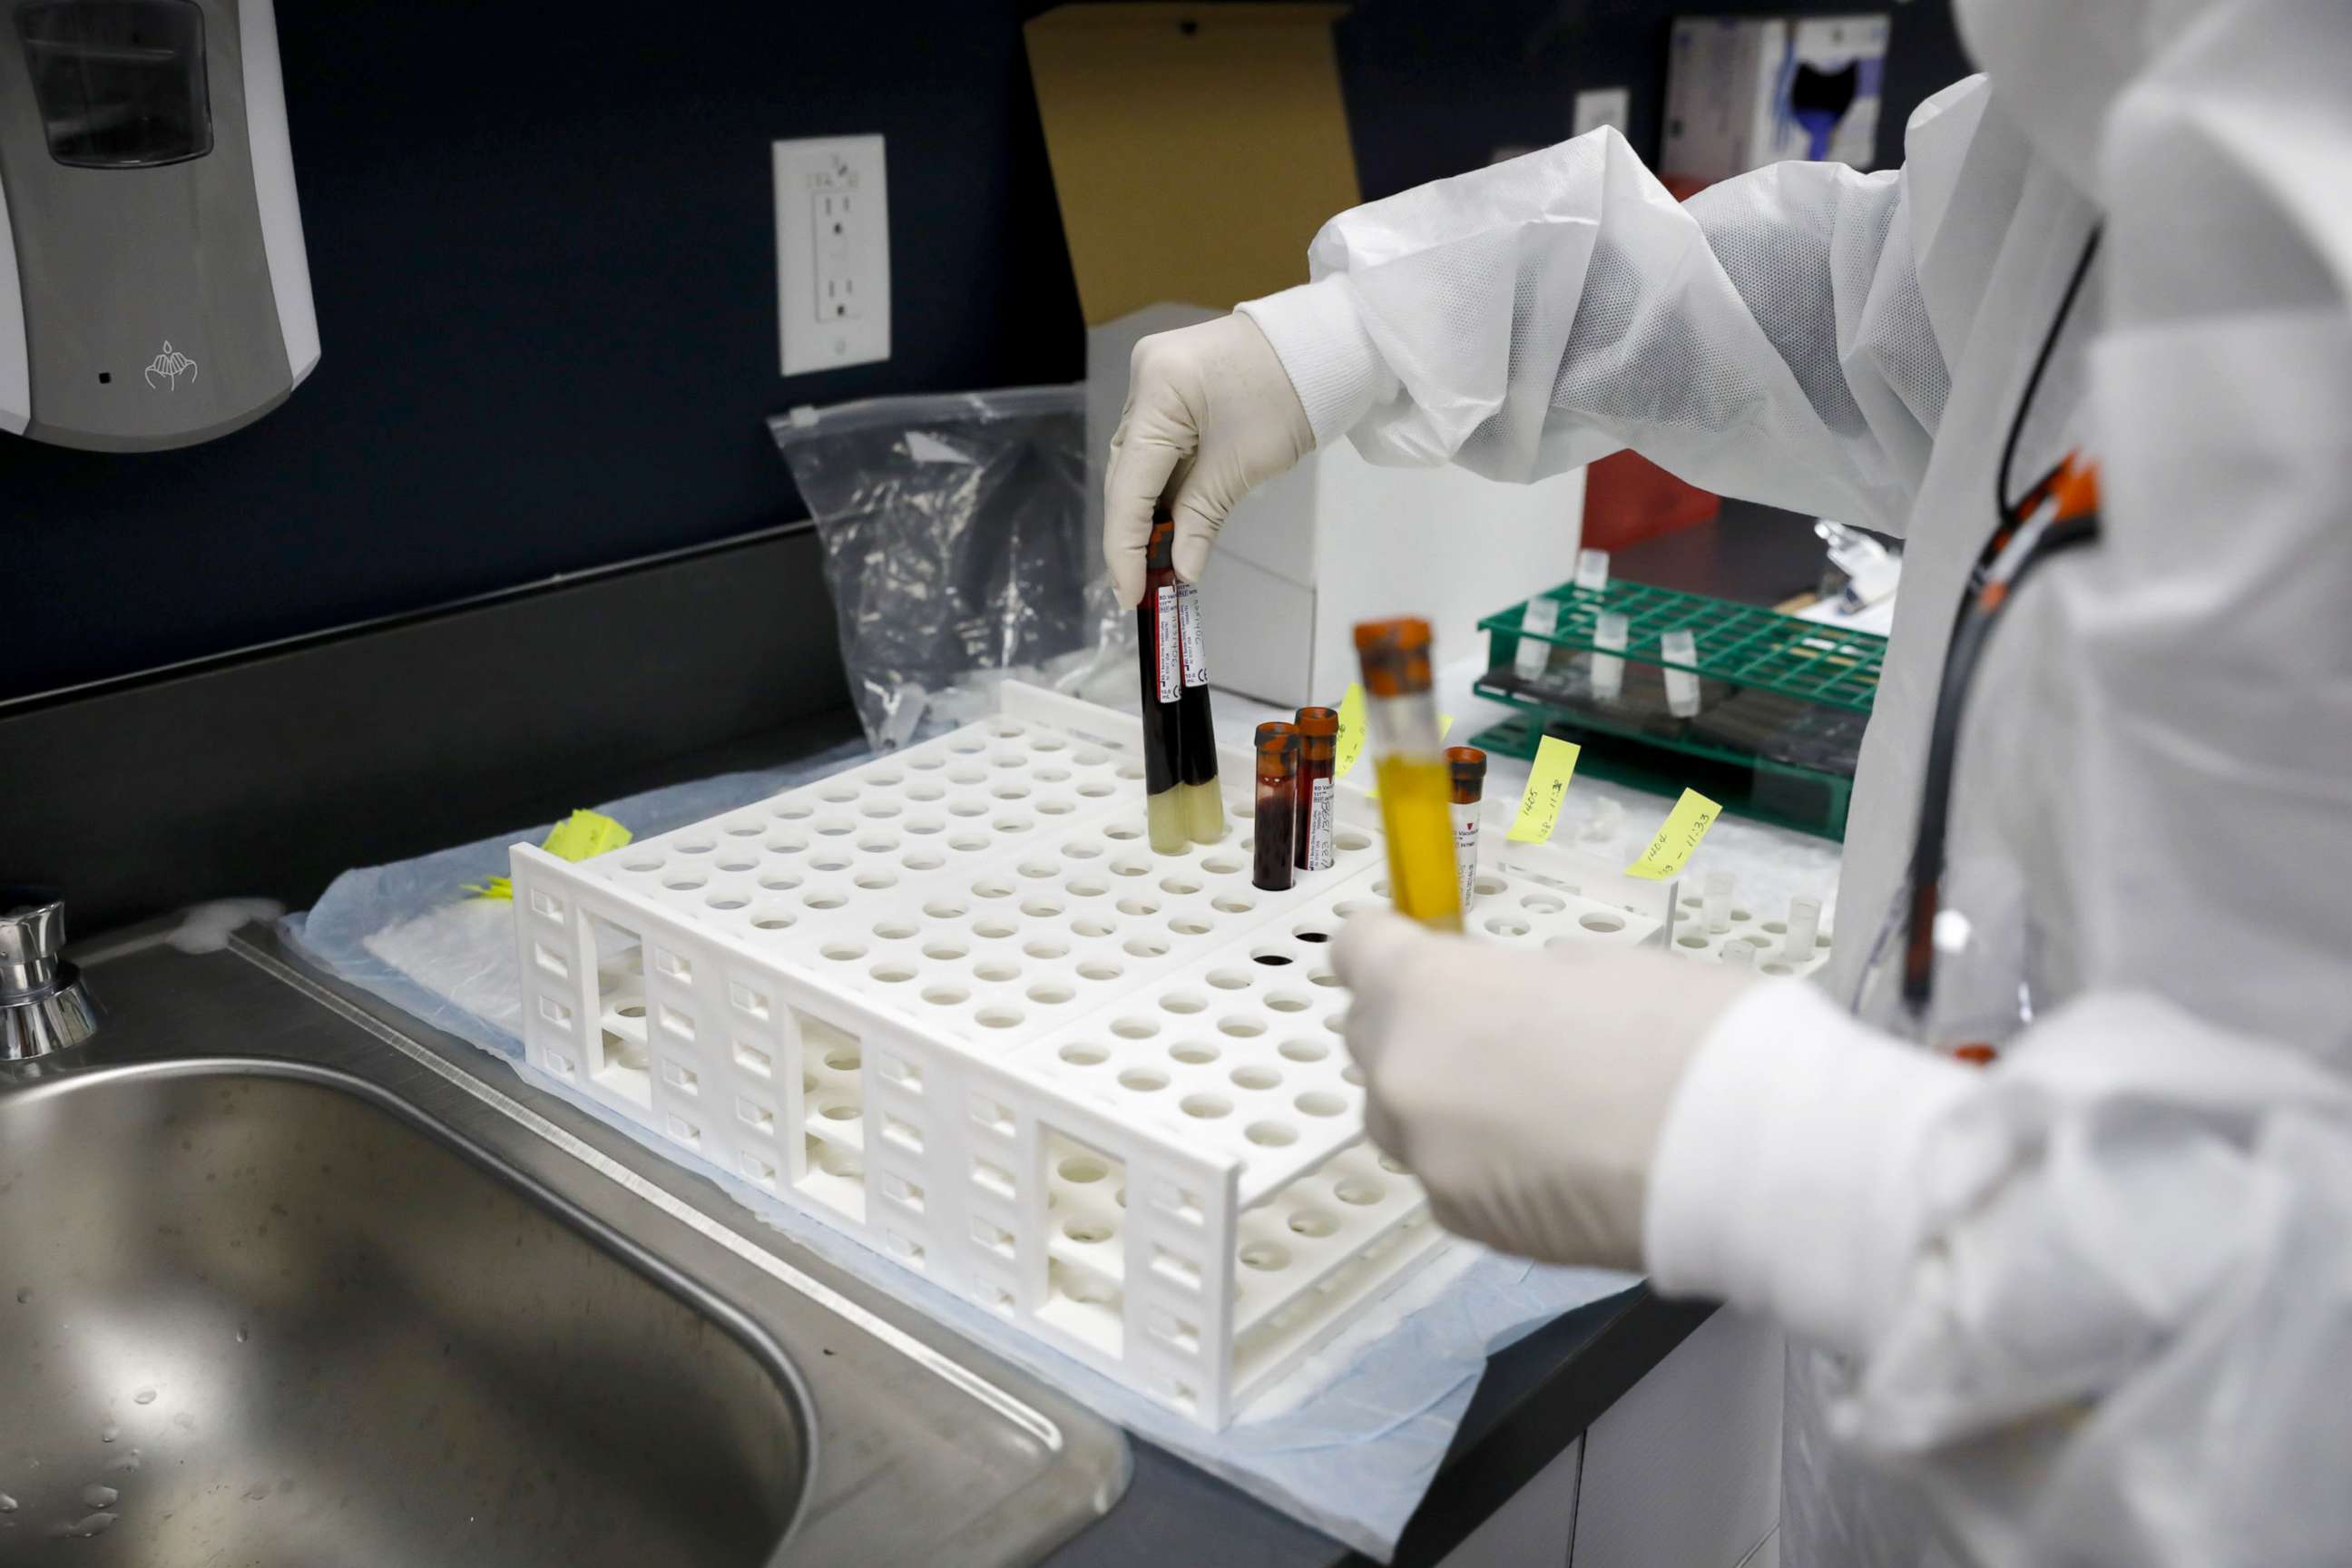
<box><xmin>1642</xmin><ymin>980</ymin><xmax>1977</xmax><ymax>1356</ymax></box>
<box><xmin>1236</xmin><ymin>278</ymin><xmax>1394</xmax><ymax>450</ymax></box>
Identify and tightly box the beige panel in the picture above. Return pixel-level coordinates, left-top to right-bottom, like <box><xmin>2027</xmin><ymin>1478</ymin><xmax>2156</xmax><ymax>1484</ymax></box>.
<box><xmin>1025</xmin><ymin>4</ymin><xmax>1361</xmax><ymax>325</ymax></box>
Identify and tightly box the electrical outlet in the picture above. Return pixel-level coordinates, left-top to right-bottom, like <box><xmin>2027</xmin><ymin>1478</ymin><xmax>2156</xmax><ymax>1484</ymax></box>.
<box><xmin>774</xmin><ymin>134</ymin><xmax>889</xmax><ymax>376</ymax></box>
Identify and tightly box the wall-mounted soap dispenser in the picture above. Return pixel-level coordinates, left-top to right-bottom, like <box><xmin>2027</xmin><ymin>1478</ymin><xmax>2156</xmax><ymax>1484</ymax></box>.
<box><xmin>0</xmin><ymin>0</ymin><xmax>318</xmax><ymax>451</ymax></box>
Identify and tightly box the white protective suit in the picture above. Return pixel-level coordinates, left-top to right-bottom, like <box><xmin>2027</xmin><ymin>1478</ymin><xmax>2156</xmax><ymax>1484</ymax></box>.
<box><xmin>1235</xmin><ymin>0</ymin><xmax>2352</xmax><ymax>1563</ymax></box>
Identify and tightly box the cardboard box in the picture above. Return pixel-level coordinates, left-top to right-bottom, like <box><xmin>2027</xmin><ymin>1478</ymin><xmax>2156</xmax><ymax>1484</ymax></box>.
<box><xmin>1087</xmin><ymin>307</ymin><xmax>1585</xmax><ymax>708</ymax></box>
<box><xmin>1024</xmin><ymin>5</ymin><xmax>1360</xmax><ymax>326</ymax></box>
<box><xmin>1661</xmin><ymin>14</ymin><xmax>1890</xmax><ymax>186</ymax></box>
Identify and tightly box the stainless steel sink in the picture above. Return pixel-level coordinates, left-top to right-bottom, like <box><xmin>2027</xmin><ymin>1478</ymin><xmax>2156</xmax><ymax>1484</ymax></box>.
<box><xmin>0</xmin><ymin>927</ymin><xmax>1127</xmax><ymax>1564</ymax></box>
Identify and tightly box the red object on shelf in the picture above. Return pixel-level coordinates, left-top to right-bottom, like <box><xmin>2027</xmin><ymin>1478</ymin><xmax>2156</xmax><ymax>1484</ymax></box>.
<box><xmin>1580</xmin><ymin>450</ymin><xmax>1721</xmax><ymax>551</ymax></box>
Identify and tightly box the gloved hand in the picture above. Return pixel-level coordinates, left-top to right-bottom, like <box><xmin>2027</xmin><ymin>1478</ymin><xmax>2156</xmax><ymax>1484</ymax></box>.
<box><xmin>1104</xmin><ymin>313</ymin><xmax>1317</xmax><ymax>606</ymax></box>
<box><xmin>1332</xmin><ymin>909</ymin><xmax>1759</xmax><ymax>1269</ymax></box>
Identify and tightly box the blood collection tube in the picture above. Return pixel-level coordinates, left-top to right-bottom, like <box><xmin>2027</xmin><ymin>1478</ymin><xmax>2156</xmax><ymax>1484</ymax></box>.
<box><xmin>1136</xmin><ymin>517</ymin><xmax>1189</xmax><ymax>854</ymax></box>
<box><xmin>1574</xmin><ymin>548</ymin><xmax>1611</xmax><ymax>593</ymax></box>
<box><xmin>1661</xmin><ymin>628</ymin><xmax>1702</xmax><ymax>718</ymax></box>
<box><xmin>1514</xmin><ymin>596</ymin><xmax>1559</xmax><ymax>683</ymax></box>
<box><xmin>1446</xmin><ymin>746</ymin><xmax>1487</xmax><ymax>912</ymax></box>
<box><xmin>1592</xmin><ymin>611</ymin><xmax>1629</xmax><ymax>701</ymax></box>
<box><xmin>1253</xmin><ymin>723</ymin><xmax>1300</xmax><ymax>891</ymax></box>
<box><xmin>1161</xmin><ymin>521</ymin><xmax>1225</xmax><ymax>845</ymax></box>
<box><xmin>1354</xmin><ymin>617</ymin><xmax>1463</xmax><ymax>933</ymax></box>
<box><xmin>1293</xmin><ymin>705</ymin><xmax>1338</xmax><ymax>872</ymax></box>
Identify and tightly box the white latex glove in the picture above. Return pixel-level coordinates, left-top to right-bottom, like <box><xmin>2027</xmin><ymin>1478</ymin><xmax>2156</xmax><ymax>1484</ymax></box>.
<box><xmin>1332</xmin><ymin>909</ymin><xmax>1759</xmax><ymax>1269</ymax></box>
<box><xmin>1103</xmin><ymin>313</ymin><xmax>1316</xmax><ymax>606</ymax></box>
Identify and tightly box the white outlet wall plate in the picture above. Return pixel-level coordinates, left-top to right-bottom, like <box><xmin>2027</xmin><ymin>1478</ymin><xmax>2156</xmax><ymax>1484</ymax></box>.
<box><xmin>509</xmin><ymin>683</ymin><xmax>1829</xmax><ymax>1427</ymax></box>
<box><xmin>774</xmin><ymin>134</ymin><xmax>890</xmax><ymax>376</ymax></box>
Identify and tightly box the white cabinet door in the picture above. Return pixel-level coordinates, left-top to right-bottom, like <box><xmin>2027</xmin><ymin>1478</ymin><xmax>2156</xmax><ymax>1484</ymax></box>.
<box><xmin>1572</xmin><ymin>1308</ymin><xmax>1784</xmax><ymax>1568</ymax></box>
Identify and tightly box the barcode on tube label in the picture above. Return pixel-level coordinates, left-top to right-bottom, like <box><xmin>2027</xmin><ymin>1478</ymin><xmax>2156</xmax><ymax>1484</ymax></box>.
<box><xmin>1155</xmin><ymin>586</ymin><xmax>1181</xmax><ymax>704</ymax></box>
<box><xmin>1307</xmin><ymin>777</ymin><xmax>1335</xmax><ymax>870</ymax></box>
<box><xmin>1177</xmin><ymin>583</ymin><xmax>1209</xmax><ymax>687</ymax></box>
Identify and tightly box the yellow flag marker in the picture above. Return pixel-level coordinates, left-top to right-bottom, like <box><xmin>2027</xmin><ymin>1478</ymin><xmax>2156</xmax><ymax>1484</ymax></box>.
<box><xmin>542</xmin><ymin>808</ymin><xmax>634</xmax><ymax>861</ymax></box>
<box><xmin>1334</xmin><ymin>682</ymin><xmax>1369</xmax><ymax>779</ymax></box>
<box><xmin>469</xmin><ymin>808</ymin><xmax>634</xmax><ymax>900</ymax></box>
<box><xmin>1625</xmin><ymin>789</ymin><xmax>1721</xmax><ymax>880</ymax></box>
<box><xmin>1506</xmin><ymin>736</ymin><xmax>1583</xmax><ymax>843</ymax></box>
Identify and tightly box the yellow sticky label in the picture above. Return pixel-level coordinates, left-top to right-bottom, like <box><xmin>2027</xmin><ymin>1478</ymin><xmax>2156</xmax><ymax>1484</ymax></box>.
<box><xmin>1334</xmin><ymin>682</ymin><xmax>1368</xmax><ymax>779</ymax></box>
<box><xmin>542</xmin><ymin>808</ymin><xmax>634</xmax><ymax>862</ymax></box>
<box><xmin>1625</xmin><ymin>789</ymin><xmax>1721</xmax><ymax>880</ymax></box>
<box><xmin>1506</xmin><ymin>736</ymin><xmax>1582</xmax><ymax>844</ymax></box>
<box><xmin>470</xmin><ymin>810</ymin><xmax>632</xmax><ymax>900</ymax></box>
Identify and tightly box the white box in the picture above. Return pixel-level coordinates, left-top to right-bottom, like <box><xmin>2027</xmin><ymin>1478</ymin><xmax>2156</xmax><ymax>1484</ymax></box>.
<box><xmin>1661</xmin><ymin>14</ymin><xmax>1889</xmax><ymax>186</ymax></box>
<box><xmin>1088</xmin><ymin>306</ymin><xmax>1587</xmax><ymax>708</ymax></box>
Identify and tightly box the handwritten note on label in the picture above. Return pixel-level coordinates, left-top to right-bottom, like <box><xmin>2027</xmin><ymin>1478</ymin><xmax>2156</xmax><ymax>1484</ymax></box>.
<box><xmin>1334</xmin><ymin>683</ymin><xmax>1368</xmax><ymax>778</ymax></box>
<box><xmin>1506</xmin><ymin>736</ymin><xmax>1582</xmax><ymax>844</ymax></box>
<box><xmin>1624</xmin><ymin>789</ymin><xmax>1721</xmax><ymax>880</ymax></box>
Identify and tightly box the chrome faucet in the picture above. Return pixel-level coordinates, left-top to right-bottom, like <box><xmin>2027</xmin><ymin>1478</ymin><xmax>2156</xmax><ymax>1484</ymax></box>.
<box><xmin>2</xmin><ymin>899</ymin><xmax>99</xmax><ymax>1060</ymax></box>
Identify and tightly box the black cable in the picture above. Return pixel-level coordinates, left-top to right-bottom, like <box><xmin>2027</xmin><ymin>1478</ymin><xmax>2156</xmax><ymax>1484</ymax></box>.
<box><xmin>1995</xmin><ymin>226</ymin><xmax>2103</xmax><ymax>522</ymax></box>
<box><xmin>1902</xmin><ymin>225</ymin><xmax>2104</xmax><ymax>1016</ymax></box>
<box><xmin>1900</xmin><ymin>518</ymin><xmax>2101</xmax><ymax>1010</ymax></box>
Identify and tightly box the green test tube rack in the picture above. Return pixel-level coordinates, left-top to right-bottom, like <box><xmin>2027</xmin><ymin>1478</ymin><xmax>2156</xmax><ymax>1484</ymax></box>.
<box><xmin>1474</xmin><ymin>580</ymin><xmax>1887</xmax><ymax>840</ymax></box>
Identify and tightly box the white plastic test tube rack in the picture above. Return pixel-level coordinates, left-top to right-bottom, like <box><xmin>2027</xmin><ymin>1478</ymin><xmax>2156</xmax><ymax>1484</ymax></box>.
<box><xmin>510</xmin><ymin>684</ymin><xmax>1698</xmax><ymax>1429</ymax></box>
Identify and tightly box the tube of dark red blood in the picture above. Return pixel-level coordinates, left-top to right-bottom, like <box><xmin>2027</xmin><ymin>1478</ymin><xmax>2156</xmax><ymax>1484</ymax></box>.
<box><xmin>1252</xmin><ymin>723</ymin><xmax>1300</xmax><ymax>892</ymax></box>
<box><xmin>1135</xmin><ymin>517</ymin><xmax>1189</xmax><ymax>853</ymax></box>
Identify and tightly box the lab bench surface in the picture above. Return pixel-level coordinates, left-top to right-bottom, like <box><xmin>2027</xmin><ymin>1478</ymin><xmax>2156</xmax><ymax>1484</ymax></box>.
<box><xmin>1046</xmin><ymin>1288</ymin><xmax>1712</xmax><ymax>1567</ymax></box>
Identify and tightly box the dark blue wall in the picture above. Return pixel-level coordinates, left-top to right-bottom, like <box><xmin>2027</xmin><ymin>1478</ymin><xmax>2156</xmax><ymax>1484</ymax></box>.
<box><xmin>5</xmin><ymin>0</ymin><xmax>1967</xmax><ymax>701</ymax></box>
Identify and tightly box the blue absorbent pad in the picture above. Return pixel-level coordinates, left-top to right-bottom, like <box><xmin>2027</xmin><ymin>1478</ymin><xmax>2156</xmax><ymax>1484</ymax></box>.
<box><xmin>284</xmin><ymin>745</ymin><xmax>1636</xmax><ymax>1561</ymax></box>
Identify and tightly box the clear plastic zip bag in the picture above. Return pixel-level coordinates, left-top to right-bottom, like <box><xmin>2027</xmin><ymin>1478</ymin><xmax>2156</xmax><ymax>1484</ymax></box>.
<box><xmin>770</xmin><ymin>386</ymin><xmax>1128</xmax><ymax>750</ymax></box>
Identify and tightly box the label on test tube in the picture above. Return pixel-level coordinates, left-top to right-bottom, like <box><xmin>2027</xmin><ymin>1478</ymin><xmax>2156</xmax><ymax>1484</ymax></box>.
<box><xmin>1625</xmin><ymin>789</ymin><xmax>1722</xmax><ymax>880</ymax></box>
<box><xmin>1451</xmin><ymin>802</ymin><xmax>1481</xmax><ymax>909</ymax></box>
<box><xmin>1176</xmin><ymin>582</ymin><xmax>1209</xmax><ymax>687</ymax></box>
<box><xmin>1154</xmin><ymin>586</ymin><xmax>1180</xmax><ymax>704</ymax></box>
<box><xmin>1307</xmin><ymin>777</ymin><xmax>1335</xmax><ymax>870</ymax></box>
<box><xmin>1506</xmin><ymin>736</ymin><xmax>1582</xmax><ymax>844</ymax></box>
